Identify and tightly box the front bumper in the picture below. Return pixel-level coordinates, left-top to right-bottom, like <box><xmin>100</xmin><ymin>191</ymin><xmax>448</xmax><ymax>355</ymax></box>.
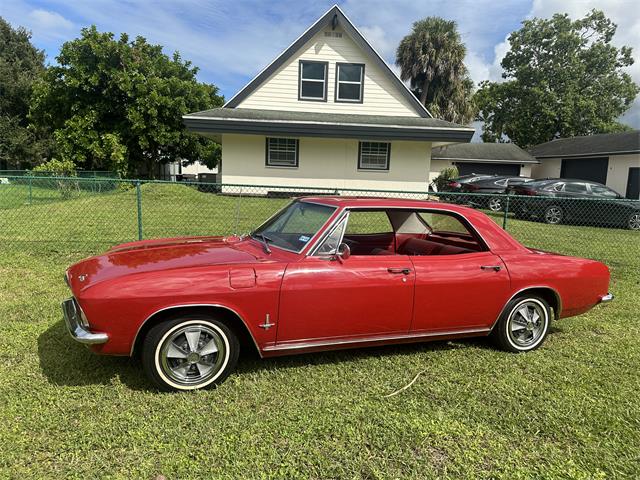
<box><xmin>599</xmin><ymin>293</ymin><xmax>614</xmax><ymax>304</ymax></box>
<box><xmin>62</xmin><ymin>298</ymin><xmax>109</xmax><ymax>344</ymax></box>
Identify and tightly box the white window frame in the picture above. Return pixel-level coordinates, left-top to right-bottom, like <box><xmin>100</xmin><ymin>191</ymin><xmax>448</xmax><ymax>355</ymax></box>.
<box><xmin>265</xmin><ymin>137</ymin><xmax>299</xmax><ymax>168</ymax></box>
<box><xmin>298</xmin><ymin>60</ymin><xmax>328</xmax><ymax>102</ymax></box>
<box><xmin>358</xmin><ymin>141</ymin><xmax>390</xmax><ymax>171</ymax></box>
<box><xmin>335</xmin><ymin>63</ymin><xmax>364</xmax><ymax>103</ymax></box>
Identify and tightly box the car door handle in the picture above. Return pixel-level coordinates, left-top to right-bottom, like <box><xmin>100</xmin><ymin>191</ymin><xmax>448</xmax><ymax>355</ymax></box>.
<box><xmin>388</xmin><ymin>267</ymin><xmax>411</xmax><ymax>275</ymax></box>
<box><xmin>480</xmin><ymin>265</ymin><xmax>502</xmax><ymax>272</ymax></box>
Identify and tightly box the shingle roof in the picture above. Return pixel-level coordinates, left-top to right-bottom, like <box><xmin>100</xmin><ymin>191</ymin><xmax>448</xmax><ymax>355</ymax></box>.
<box><xmin>431</xmin><ymin>142</ymin><xmax>538</xmax><ymax>164</ymax></box>
<box><xmin>183</xmin><ymin>108</ymin><xmax>474</xmax><ymax>143</ymax></box>
<box><xmin>185</xmin><ymin>108</ymin><xmax>466</xmax><ymax>129</ymax></box>
<box><xmin>530</xmin><ymin>131</ymin><xmax>640</xmax><ymax>158</ymax></box>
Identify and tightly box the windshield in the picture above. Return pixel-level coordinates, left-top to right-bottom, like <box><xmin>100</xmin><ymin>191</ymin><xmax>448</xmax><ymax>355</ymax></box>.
<box><xmin>251</xmin><ymin>201</ymin><xmax>336</xmax><ymax>252</ymax></box>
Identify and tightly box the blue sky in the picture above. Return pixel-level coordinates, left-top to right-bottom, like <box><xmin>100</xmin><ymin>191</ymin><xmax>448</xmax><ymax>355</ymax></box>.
<box><xmin>2</xmin><ymin>0</ymin><xmax>639</xmax><ymax>129</ymax></box>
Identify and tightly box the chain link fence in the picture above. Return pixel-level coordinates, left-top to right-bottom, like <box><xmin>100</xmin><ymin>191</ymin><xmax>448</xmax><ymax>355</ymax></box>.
<box><xmin>1</xmin><ymin>175</ymin><xmax>638</xmax><ymax>274</ymax></box>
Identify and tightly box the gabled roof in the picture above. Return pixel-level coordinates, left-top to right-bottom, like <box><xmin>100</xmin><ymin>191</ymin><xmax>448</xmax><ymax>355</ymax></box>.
<box><xmin>223</xmin><ymin>4</ymin><xmax>431</xmax><ymax>118</ymax></box>
<box><xmin>184</xmin><ymin>108</ymin><xmax>473</xmax><ymax>143</ymax></box>
<box><xmin>432</xmin><ymin>143</ymin><xmax>538</xmax><ymax>164</ymax></box>
<box><xmin>530</xmin><ymin>130</ymin><xmax>640</xmax><ymax>159</ymax></box>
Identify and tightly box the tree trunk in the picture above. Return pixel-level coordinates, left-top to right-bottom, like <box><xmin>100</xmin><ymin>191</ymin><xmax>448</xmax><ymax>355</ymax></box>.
<box><xmin>419</xmin><ymin>78</ymin><xmax>430</xmax><ymax>105</ymax></box>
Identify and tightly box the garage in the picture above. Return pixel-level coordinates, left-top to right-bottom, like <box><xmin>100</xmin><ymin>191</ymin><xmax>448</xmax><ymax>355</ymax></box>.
<box><xmin>560</xmin><ymin>157</ymin><xmax>609</xmax><ymax>184</ymax></box>
<box><xmin>454</xmin><ymin>162</ymin><xmax>521</xmax><ymax>176</ymax></box>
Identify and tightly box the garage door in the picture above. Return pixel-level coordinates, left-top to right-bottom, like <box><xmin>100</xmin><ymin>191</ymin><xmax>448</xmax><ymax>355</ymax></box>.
<box><xmin>455</xmin><ymin>162</ymin><xmax>520</xmax><ymax>176</ymax></box>
<box><xmin>560</xmin><ymin>157</ymin><xmax>608</xmax><ymax>184</ymax></box>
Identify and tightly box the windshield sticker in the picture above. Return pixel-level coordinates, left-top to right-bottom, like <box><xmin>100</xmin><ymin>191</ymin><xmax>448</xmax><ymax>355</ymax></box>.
<box><xmin>299</xmin><ymin>235</ymin><xmax>311</xmax><ymax>243</ymax></box>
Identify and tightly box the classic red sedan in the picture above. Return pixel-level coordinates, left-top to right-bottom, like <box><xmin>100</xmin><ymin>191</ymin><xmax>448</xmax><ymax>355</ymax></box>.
<box><xmin>63</xmin><ymin>197</ymin><xmax>613</xmax><ymax>391</ymax></box>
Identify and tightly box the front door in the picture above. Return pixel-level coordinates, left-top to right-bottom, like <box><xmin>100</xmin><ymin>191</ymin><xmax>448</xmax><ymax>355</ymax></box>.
<box><xmin>627</xmin><ymin>168</ymin><xmax>640</xmax><ymax>199</ymax></box>
<box><xmin>410</xmin><ymin>252</ymin><xmax>511</xmax><ymax>332</ymax></box>
<box><xmin>276</xmin><ymin>255</ymin><xmax>415</xmax><ymax>344</ymax></box>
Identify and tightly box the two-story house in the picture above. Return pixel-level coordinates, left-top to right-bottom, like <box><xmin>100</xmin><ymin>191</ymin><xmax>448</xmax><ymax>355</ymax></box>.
<box><xmin>183</xmin><ymin>5</ymin><xmax>474</xmax><ymax>192</ymax></box>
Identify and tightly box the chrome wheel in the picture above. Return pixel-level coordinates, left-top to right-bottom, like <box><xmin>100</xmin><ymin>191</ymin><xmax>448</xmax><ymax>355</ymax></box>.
<box><xmin>507</xmin><ymin>300</ymin><xmax>548</xmax><ymax>349</ymax></box>
<box><xmin>544</xmin><ymin>206</ymin><xmax>562</xmax><ymax>224</ymax></box>
<box><xmin>488</xmin><ymin>197</ymin><xmax>503</xmax><ymax>212</ymax></box>
<box><xmin>158</xmin><ymin>323</ymin><xmax>228</xmax><ymax>387</ymax></box>
<box><xmin>628</xmin><ymin>213</ymin><xmax>640</xmax><ymax>230</ymax></box>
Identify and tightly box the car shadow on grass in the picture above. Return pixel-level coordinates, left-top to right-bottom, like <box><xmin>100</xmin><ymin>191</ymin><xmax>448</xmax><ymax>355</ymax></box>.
<box><xmin>38</xmin><ymin>320</ymin><xmax>560</xmax><ymax>391</ymax></box>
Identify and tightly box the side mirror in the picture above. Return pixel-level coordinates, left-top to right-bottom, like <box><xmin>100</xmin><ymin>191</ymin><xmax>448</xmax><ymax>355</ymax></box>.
<box><xmin>334</xmin><ymin>243</ymin><xmax>351</xmax><ymax>263</ymax></box>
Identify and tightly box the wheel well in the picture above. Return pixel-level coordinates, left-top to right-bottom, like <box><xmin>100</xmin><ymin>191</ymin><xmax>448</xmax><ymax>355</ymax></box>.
<box><xmin>515</xmin><ymin>288</ymin><xmax>561</xmax><ymax>319</ymax></box>
<box><xmin>131</xmin><ymin>306</ymin><xmax>260</xmax><ymax>357</ymax></box>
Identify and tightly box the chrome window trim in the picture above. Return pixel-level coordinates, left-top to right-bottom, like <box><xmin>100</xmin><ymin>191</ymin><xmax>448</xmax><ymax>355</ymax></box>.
<box><xmin>309</xmin><ymin>212</ymin><xmax>350</xmax><ymax>257</ymax></box>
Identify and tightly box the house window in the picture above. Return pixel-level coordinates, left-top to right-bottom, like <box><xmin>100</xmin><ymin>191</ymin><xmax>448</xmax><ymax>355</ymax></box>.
<box><xmin>336</xmin><ymin>63</ymin><xmax>364</xmax><ymax>102</ymax></box>
<box><xmin>358</xmin><ymin>142</ymin><xmax>390</xmax><ymax>170</ymax></box>
<box><xmin>299</xmin><ymin>61</ymin><xmax>328</xmax><ymax>101</ymax></box>
<box><xmin>265</xmin><ymin>138</ymin><xmax>299</xmax><ymax>167</ymax></box>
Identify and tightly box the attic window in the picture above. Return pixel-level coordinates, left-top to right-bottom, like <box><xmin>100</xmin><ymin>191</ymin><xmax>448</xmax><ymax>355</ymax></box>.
<box><xmin>299</xmin><ymin>60</ymin><xmax>328</xmax><ymax>101</ymax></box>
<box><xmin>336</xmin><ymin>63</ymin><xmax>364</xmax><ymax>102</ymax></box>
<box><xmin>324</xmin><ymin>31</ymin><xmax>343</xmax><ymax>38</ymax></box>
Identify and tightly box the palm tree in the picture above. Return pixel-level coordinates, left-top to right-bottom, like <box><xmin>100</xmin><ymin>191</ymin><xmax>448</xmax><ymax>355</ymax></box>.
<box><xmin>396</xmin><ymin>17</ymin><xmax>476</xmax><ymax>125</ymax></box>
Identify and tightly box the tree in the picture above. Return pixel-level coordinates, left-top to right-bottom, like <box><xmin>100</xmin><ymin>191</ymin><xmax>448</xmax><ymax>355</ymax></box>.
<box><xmin>396</xmin><ymin>17</ymin><xmax>476</xmax><ymax>125</ymax></box>
<box><xmin>475</xmin><ymin>10</ymin><xmax>639</xmax><ymax>148</ymax></box>
<box><xmin>30</xmin><ymin>26</ymin><xmax>223</xmax><ymax>178</ymax></box>
<box><xmin>0</xmin><ymin>17</ymin><xmax>51</xmax><ymax>168</ymax></box>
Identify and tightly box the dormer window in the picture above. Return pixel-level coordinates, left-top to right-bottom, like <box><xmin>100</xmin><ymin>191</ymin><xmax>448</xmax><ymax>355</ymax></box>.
<box><xmin>299</xmin><ymin>60</ymin><xmax>328</xmax><ymax>101</ymax></box>
<box><xmin>335</xmin><ymin>63</ymin><xmax>364</xmax><ymax>103</ymax></box>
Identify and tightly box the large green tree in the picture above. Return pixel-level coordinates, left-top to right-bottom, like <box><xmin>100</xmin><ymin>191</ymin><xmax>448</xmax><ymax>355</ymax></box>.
<box><xmin>475</xmin><ymin>10</ymin><xmax>639</xmax><ymax>148</ymax></box>
<box><xmin>31</xmin><ymin>26</ymin><xmax>223</xmax><ymax>178</ymax></box>
<box><xmin>396</xmin><ymin>17</ymin><xmax>476</xmax><ymax>125</ymax></box>
<box><xmin>0</xmin><ymin>17</ymin><xmax>51</xmax><ymax>168</ymax></box>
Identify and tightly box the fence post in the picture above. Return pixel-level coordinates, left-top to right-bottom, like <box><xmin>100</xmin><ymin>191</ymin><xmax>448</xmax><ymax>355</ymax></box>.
<box><xmin>28</xmin><ymin>176</ymin><xmax>33</xmax><ymax>205</ymax></box>
<box><xmin>136</xmin><ymin>180</ymin><xmax>143</xmax><ymax>240</ymax></box>
<box><xmin>502</xmin><ymin>193</ymin><xmax>510</xmax><ymax>230</ymax></box>
<box><xmin>233</xmin><ymin>187</ymin><xmax>243</xmax><ymax>235</ymax></box>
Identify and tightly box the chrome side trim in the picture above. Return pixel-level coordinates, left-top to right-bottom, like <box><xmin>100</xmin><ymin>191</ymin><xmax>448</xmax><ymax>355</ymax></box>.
<box><xmin>489</xmin><ymin>286</ymin><xmax>563</xmax><ymax>332</ymax></box>
<box><xmin>62</xmin><ymin>298</ymin><xmax>109</xmax><ymax>345</ymax></box>
<box><xmin>129</xmin><ymin>303</ymin><xmax>262</xmax><ymax>357</ymax></box>
<box><xmin>262</xmin><ymin>327</ymin><xmax>490</xmax><ymax>353</ymax></box>
<box><xmin>599</xmin><ymin>293</ymin><xmax>614</xmax><ymax>304</ymax></box>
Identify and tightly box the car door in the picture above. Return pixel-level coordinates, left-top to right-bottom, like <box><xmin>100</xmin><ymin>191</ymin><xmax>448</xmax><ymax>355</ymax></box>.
<box><xmin>557</xmin><ymin>181</ymin><xmax>590</xmax><ymax>222</ymax></box>
<box><xmin>408</xmin><ymin>211</ymin><xmax>512</xmax><ymax>332</ymax></box>
<box><xmin>276</xmin><ymin>211</ymin><xmax>415</xmax><ymax>344</ymax></box>
<box><xmin>588</xmin><ymin>183</ymin><xmax>623</xmax><ymax>225</ymax></box>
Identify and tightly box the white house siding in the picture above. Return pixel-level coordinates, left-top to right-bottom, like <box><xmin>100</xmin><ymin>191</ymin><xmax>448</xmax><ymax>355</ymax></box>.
<box><xmin>236</xmin><ymin>27</ymin><xmax>420</xmax><ymax>117</ymax></box>
<box><xmin>531</xmin><ymin>154</ymin><xmax>640</xmax><ymax>196</ymax></box>
<box><xmin>221</xmin><ymin>134</ymin><xmax>431</xmax><ymax>192</ymax></box>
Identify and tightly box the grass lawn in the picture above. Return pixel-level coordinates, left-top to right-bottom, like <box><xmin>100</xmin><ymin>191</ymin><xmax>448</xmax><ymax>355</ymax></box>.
<box><xmin>1</xmin><ymin>183</ymin><xmax>639</xmax><ymax>478</ymax></box>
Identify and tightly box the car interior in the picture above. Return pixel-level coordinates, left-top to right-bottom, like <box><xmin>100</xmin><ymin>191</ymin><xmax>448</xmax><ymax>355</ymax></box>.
<box><xmin>317</xmin><ymin>208</ymin><xmax>487</xmax><ymax>257</ymax></box>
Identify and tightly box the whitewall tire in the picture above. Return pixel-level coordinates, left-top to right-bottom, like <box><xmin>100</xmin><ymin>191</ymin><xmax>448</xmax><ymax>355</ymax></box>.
<box><xmin>492</xmin><ymin>296</ymin><xmax>551</xmax><ymax>353</ymax></box>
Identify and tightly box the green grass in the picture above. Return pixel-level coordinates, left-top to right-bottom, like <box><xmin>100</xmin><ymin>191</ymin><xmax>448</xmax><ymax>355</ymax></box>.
<box><xmin>1</xmin><ymin>183</ymin><xmax>639</xmax><ymax>478</ymax></box>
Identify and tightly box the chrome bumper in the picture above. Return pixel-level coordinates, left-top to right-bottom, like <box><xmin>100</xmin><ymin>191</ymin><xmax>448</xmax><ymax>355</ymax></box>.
<box><xmin>62</xmin><ymin>298</ymin><xmax>108</xmax><ymax>344</ymax></box>
<box><xmin>599</xmin><ymin>293</ymin><xmax>614</xmax><ymax>304</ymax></box>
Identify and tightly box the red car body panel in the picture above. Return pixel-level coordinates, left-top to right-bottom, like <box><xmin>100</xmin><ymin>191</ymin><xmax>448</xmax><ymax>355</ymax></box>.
<box><xmin>65</xmin><ymin>198</ymin><xmax>611</xmax><ymax>358</ymax></box>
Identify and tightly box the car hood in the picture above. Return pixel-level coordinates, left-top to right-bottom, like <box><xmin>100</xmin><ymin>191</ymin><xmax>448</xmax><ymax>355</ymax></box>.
<box><xmin>66</xmin><ymin>236</ymin><xmax>266</xmax><ymax>292</ymax></box>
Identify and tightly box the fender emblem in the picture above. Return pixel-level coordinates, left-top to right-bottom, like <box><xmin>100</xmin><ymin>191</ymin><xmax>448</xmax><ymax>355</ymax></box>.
<box><xmin>78</xmin><ymin>274</ymin><xmax>87</xmax><ymax>282</ymax></box>
<box><xmin>258</xmin><ymin>313</ymin><xmax>275</xmax><ymax>330</ymax></box>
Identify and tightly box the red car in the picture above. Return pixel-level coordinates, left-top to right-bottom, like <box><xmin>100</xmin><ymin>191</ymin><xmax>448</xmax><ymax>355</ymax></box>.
<box><xmin>63</xmin><ymin>197</ymin><xmax>613</xmax><ymax>391</ymax></box>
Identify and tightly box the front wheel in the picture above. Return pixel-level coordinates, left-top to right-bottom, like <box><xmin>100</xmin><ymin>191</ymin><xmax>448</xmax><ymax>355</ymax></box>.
<box><xmin>142</xmin><ymin>314</ymin><xmax>239</xmax><ymax>391</ymax></box>
<box><xmin>492</xmin><ymin>296</ymin><xmax>551</xmax><ymax>352</ymax></box>
<box><xmin>543</xmin><ymin>205</ymin><xmax>563</xmax><ymax>225</ymax></box>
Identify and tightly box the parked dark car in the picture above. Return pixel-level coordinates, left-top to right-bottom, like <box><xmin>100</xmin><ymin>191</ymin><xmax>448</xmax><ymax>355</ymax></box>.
<box><xmin>510</xmin><ymin>179</ymin><xmax>640</xmax><ymax>230</ymax></box>
<box><xmin>437</xmin><ymin>174</ymin><xmax>497</xmax><ymax>192</ymax></box>
<box><xmin>459</xmin><ymin>176</ymin><xmax>533</xmax><ymax>211</ymax></box>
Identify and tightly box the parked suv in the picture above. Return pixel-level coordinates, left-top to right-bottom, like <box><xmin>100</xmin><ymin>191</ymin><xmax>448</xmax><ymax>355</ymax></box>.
<box><xmin>510</xmin><ymin>179</ymin><xmax>640</xmax><ymax>230</ymax></box>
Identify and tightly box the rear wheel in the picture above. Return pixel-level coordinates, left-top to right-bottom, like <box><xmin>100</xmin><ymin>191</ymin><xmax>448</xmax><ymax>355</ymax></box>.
<box><xmin>142</xmin><ymin>314</ymin><xmax>239</xmax><ymax>391</ymax></box>
<box><xmin>492</xmin><ymin>295</ymin><xmax>551</xmax><ymax>353</ymax></box>
<box><xmin>488</xmin><ymin>197</ymin><xmax>503</xmax><ymax>212</ymax></box>
<box><xmin>543</xmin><ymin>205</ymin><xmax>563</xmax><ymax>225</ymax></box>
<box><xmin>627</xmin><ymin>212</ymin><xmax>640</xmax><ymax>230</ymax></box>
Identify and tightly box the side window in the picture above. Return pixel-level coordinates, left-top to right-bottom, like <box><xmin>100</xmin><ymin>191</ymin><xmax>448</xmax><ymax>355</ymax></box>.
<box><xmin>564</xmin><ymin>182</ymin><xmax>587</xmax><ymax>193</ymax></box>
<box><xmin>345</xmin><ymin>210</ymin><xmax>393</xmax><ymax>235</ymax></box>
<box><xmin>418</xmin><ymin>212</ymin><xmax>470</xmax><ymax>235</ymax></box>
<box><xmin>314</xmin><ymin>216</ymin><xmax>347</xmax><ymax>256</ymax></box>
<box><xmin>590</xmin><ymin>185</ymin><xmax>618</xmax><ymax>198</ymax></box>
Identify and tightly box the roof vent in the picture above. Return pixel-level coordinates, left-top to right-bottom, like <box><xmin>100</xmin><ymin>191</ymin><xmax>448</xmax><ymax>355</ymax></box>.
<box><xmin>324</xmin><ymin>31</ymin><xmax>343</xmax><ymax>38</ymax></box>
